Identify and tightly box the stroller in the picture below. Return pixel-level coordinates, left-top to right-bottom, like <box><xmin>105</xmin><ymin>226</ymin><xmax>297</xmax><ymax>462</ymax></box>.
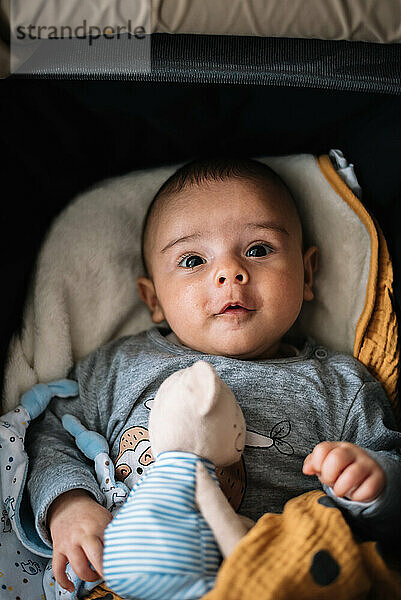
<box><xmin>1</xmin><ymin>1</ymin><xmax>400</xmax><ymax>598</ymax></box>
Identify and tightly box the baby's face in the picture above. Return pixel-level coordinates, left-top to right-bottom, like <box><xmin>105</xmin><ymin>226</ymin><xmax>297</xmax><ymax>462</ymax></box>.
<box><xmin>138</xmin><ymin>178</ymin><xmax>317</xmax><ymax>360</ymax></box>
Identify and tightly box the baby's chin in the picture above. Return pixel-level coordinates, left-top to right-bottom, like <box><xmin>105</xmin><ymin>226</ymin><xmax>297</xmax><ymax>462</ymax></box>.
<box><xmin>191</xmin><ymin>336</ymin><xmax>281</xmax><ymax>361</ymax></box>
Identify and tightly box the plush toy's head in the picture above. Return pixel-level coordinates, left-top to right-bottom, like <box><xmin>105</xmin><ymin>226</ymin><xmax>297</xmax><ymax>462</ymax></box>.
<box><xmin>149</xmin><ymin>361</ymin><xmax>246</xmax><ymax>467</ymax></box>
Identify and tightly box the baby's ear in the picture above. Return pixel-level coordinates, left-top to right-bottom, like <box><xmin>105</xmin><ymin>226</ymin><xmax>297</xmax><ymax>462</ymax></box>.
<box><xmin>137</xmin><ymin>277</ymin><xmax>165</xmax><ymax>323</ymax></box>
<box><xmin>186</xmin><ymin>361</ymin><xmax>218</xmax><ymax>416</ymax></box>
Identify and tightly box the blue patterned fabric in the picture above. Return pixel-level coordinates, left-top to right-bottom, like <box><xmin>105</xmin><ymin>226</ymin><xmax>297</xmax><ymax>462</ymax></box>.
<box><xmin>0</xmin><ymin>403</ymin><xmax>50</xmax><ymax>600</ymax></box>
<box><xmin>103</xmin><ymin>451</ymin><xmax>222</xmax><ymax>600</ymax></box>
<box><xmin>0</xmin><ymin>381</ymin><xmax>84</xmax><ymax>600</ymax></box>
<box><xmin>0</xmin><ymin>381</ymin><xmax>121</xmax><ymax>600</ymax></box>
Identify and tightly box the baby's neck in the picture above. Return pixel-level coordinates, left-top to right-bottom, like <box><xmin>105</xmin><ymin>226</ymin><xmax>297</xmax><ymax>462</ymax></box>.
<box><xmin>165</xmin><ymin>331</ymin><xmax>299</xmax><ymax>359</ymax></box>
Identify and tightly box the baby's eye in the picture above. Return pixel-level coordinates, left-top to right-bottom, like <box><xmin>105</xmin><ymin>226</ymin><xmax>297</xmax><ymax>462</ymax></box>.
<box><xmin>178</xmin><ymin>255</ymin><xmax>206</xmax><ymax>268</ymax></box>
<box><xmin>246</xmin><ymin>244</ymin><xmax>273</xmax><ymax>257</ymax></box>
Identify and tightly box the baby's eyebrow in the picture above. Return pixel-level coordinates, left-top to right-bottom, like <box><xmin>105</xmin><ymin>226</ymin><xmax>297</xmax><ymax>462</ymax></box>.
<box><xmin>160</xmin><ymin>221</ymin><xmax>288</xmax><ymax>254</ymax></box>
<box><xmin>160</xmin><ymin>232</ymin><xmax>203</xmax><ymax>253</ymax></box>
<box><xmin>245</xmin><ymin>222</ymin><xmax>289</xmax><ymax>236</ymax></box>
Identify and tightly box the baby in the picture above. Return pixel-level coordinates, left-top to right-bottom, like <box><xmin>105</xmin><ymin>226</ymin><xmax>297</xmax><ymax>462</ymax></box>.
<box><xmin>26</xmin><ymin>157</ymin><xmax>401</xmax><ymax>593</ymax></box>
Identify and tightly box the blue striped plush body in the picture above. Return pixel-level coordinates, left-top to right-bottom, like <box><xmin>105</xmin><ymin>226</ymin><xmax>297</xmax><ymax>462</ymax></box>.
<box><xmin>103</xmin><ymin>451</ymin><xmax>222</xmax><ymax>600</ymax></box>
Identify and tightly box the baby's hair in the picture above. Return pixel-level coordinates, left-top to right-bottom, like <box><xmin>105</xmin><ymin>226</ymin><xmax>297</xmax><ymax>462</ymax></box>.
<box><xmin>141</xmin><ymin>157</ymin><xmax>295</xmax><ymax>277</ymax></box>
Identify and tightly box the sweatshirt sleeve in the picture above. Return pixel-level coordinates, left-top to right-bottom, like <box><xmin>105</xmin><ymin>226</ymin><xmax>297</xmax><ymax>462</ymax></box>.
<box><xmin>25</xmin><ymin>343</ymin><xmax>118</xmax><ymax>548</ymax></box>
<box><xmin>325</xmin><ymin>380</ymin><xmax>401</xmax><ymax>543</ymax></box>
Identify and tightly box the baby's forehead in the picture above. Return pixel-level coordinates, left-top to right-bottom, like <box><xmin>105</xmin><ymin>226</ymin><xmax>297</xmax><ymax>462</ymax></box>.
<box><xmin>155</xmin><ymin>177</ymin><xmax>301</xmax><ymax>232</ymax></box>
<box><xmin>143</xmin><ymin>175</ymin><xmax>303</xmax><ymax>273</ymax></box>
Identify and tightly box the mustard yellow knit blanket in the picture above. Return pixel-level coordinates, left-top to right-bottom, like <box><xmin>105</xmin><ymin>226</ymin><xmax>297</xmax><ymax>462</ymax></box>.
<box><xmin>91</xmin><ymin>489</ymin><xmax>401</xmax><ymax>600</ymax></box>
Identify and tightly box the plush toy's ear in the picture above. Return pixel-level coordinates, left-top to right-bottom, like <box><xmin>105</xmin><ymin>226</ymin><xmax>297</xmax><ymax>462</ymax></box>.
<box><xmin>186</xmin><ymin>361</ymin><xmax>218</xmax><ymax>416</ymax></box>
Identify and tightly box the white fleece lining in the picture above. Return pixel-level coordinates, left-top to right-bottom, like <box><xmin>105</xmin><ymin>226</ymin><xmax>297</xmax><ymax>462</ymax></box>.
<box><xmin>264</xmin><ymin>155</ymin><xmax>370</xmax><ymax>353</ymax></box>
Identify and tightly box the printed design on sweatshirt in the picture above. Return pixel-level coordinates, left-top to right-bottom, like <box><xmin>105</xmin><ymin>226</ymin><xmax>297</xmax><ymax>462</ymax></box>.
<box><xmin>215</xmin><ymin>459</ymin><xmax>246</xmax><ymax>512</ymax></box>
<box><xmin>112</xmin><ymin>398</ymin><xmax>247</xmax><ymax>510</ymax></box>
<box><xmin>114</xmin><ymin>426</ymin><xmax>155</xmax><ymax>489</ymax></box>
<box><xmin>114</xmin><ymin>402</ymin><xmax>294</xmax><ymax>508</ymax></box>
<box><xmin>245</xmin><ymin>421</ymin><xmax>294</xmax><ymax>455</ymax></box>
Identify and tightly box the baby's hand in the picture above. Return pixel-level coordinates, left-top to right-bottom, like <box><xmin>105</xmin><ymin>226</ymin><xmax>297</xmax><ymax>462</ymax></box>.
<box><xmin>303</xmin><ymin>441</ymin><xmax>386</xmax><ymax>503</ymax></box>
<box><xmin>48</xmin><ymin>489</ymin><xmax>112</xmax><ymax>592</ymax></box>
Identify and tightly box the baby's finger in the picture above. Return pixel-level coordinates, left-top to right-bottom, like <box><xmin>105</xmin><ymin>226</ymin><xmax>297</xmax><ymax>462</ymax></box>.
<box><xmin>303</xmin><ymin>442</ymin><xmax>340</xmax><ymax>475</ymax></box>
<box><xmin>348</xmin><ymin>471</ymin><xmax>386</xmax><ymax>503</ymax></box>
<box><xmin>302</xmin><ymin>454</ymin><xmax>313</xmax><ymax>474</ymax></box>
<box><xmin>68</xmin><ymin>546</ymin><xmax>100</xmax><ymax>583</ymax></box>
<box><xmin>52</xmin><ymin>552</ymin><xmax>74</xmax><ymax>592</ymax></box>
<box><xmin>331</xmin><ymin>462</ymin><xmax>370</xmax><ymax>498</ymax></box>
<box><xmin>82</xmin><ymin>535</ymin><xmax>105</xmax><ymax>578</ymax></box>
<box><xmin>318</xmin><ymin>445</ymin><xmax>356</xmax><ymax>487</ymax></box>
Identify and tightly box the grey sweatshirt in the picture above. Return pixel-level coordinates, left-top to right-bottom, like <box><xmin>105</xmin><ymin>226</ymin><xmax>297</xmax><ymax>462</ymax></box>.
<box><xmin>26</xmin><ymin>327</ymin><xmax>401</xmax><ymax>547</ymax></box>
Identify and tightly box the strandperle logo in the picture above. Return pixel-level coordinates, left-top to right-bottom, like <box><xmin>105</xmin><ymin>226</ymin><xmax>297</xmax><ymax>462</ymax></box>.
<box><xmin>15</xmin><ymin>20</ymin><xmax>146</xmax><ymax>46</ymax></box>
<box><xmin>10</xmin><ymin>0</ymin><xmax>151</xmax><ymax>74</ymax></box>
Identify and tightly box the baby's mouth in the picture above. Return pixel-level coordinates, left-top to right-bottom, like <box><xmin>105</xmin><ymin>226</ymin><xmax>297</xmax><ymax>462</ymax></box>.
<box><xmin>218</xmin><ymin>303</ymin><xmax>254</xmax><ymax>315</ymax></box>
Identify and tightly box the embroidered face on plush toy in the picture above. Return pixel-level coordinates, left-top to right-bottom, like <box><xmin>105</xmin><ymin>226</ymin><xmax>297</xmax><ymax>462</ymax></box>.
<box><xmin>148</xmin><ymin>360</ymin><xmax>246</xmax><ymax>467</ymax></box>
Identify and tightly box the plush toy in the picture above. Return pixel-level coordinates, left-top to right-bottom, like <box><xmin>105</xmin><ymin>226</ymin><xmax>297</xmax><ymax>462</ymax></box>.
<box><xmin>102</xmin><ymin>360</ymin><xmax>251</xmax><ymax>600</ymax></box>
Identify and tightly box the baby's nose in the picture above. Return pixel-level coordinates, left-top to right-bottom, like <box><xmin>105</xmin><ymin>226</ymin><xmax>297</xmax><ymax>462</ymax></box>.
<box><xmin>216</xmin><ymin>265</ymin><xmax>249</xmax><ymax>285</ymax></box>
